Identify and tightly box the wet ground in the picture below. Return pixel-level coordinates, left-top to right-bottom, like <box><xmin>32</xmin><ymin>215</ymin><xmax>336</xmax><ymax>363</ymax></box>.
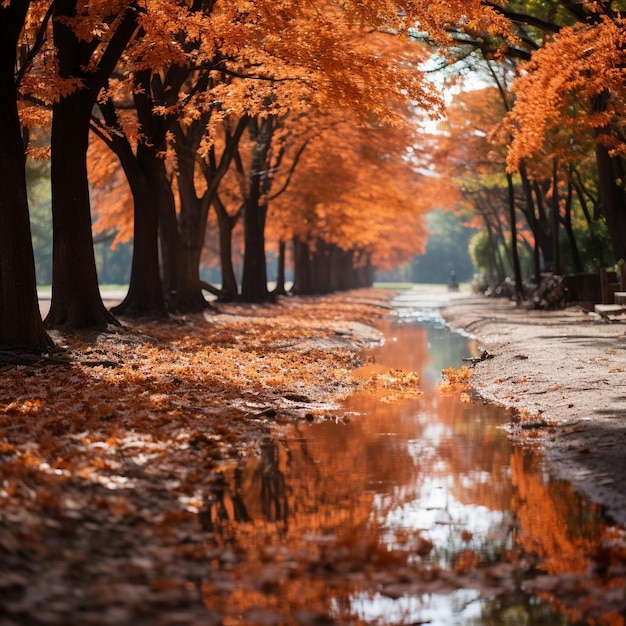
<box><xmin>441</xmin><ymin>289</ymin><xmax>626</xmax><ymax>529</ymax></box>
<box><xmin>198</xmin><ymin>291</ymin><xmax>626</xmax><ymax>624</ymax></box>
<box><xmin>6</xmin><ymin>288</ymin><xmax>626</xmax><ymax>624</ymax></box>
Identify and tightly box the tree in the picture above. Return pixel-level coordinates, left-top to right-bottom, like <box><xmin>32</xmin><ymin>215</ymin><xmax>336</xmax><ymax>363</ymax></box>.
<box><xmin>413</xmin><ymin>0</ymin><xmax>626</xmax><ymax>294</ymax></box>
<box><xmin>0</xmin><ymin>0</ymin><xmax>53</xmax><ymax>352</ymax></box>
<box><xmin>90</xmin><ymin>0</ymin><xmax>455</xmax><ymax>305</ymax></box>
<box><xmin>503</xmin><ymin>7</ymin><xmax>626</xmax><ymax>261</ymax></box>
<box><xmin>171</xmin><ymin>109</ymin><xmax>249</xmax><ymax>308</ymax></box>
<box><xmin>91</xmin><ymin>70</ymin><xmax>169</xmax><ymax>318</ymax></box>
<box><xmin>272</xmin><ymin>109</ymin><xmax>427</xmax><ymax>294</ymax></box>
<box><xmin>4</xmin><ymin>0</ymin><xmax>515</xmax><ymax>346</ymax></box>
<box><xmin>239</xmin><ymin>115</ymin><xmax>280</xmax><ymax>302</ymax></box>
<box><xmin>422</xmin><ymin>86</ymin><xmax>525</xmax><ymax>290</ymax></box>
<box><xmin>44</xmin><ymin>0</ymin><xmax>138</xmax><ymax>328</ymax></box>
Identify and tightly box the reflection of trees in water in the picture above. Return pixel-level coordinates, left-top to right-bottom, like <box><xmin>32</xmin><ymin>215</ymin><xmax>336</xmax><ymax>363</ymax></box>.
<box><xmin>508</xmin><ymin>447</ymin><xmax>626</xmax><ymax>624</ymax></box>
<box><xmin>257</xmin><ymin>438</ymin><xmax>289</xmax><ymax>524</ymax></box>
<box><xmin>195</xmin><ymin>318</ymin><xmax>624</xmax><ymax>624</ymax></box>
<box><xmin>199</xmin><ymin>467</ymin><xmax>251</xmax><ymax>535</ymax></box>
<box><xmin>200</xmin><ymin>439</ymin><xmax>293</xmax><ymax>536</ymax></box>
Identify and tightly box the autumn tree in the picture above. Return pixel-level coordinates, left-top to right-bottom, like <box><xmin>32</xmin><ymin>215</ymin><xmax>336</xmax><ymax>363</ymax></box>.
<box><xmin>188</xmin><ymin>3</ymin><xmax>448</xmax><ymax>303</ymax></box>
<box><xmin>453</xmin><ymin>0</ymin><xmax>625</xmax><ymax>270</ymax></box>
<box><xmin>271</xmin><ymin>109</ymin><xmax>427</xmax><ymax>294</ymax></box>
<box><xmin>91</xmin><ymin>69</ymin><xmax>170</xmax><ymax>319</ymax></box>
<box><xmin>0</xmin><ymin>1</ymin><xmax>53</xmax><ymax>352</ymax></box>
<box><xmin>411</xmin><ymin>0</ymin><xmax>626</xmax><ymax>297</ymax></box>
<box><xmin>420</xmin><ymin>85</ymin><xmax>521</xmax><ymax>289</ymax></box>
<box><xmin>240</xmin><ymin>115</ymin><xmax>283</xmax><ymax>302</ymax></box>
<box><xmin>168</xmin><ymin>108</ymin><xmax>250</xmax><ymax>307</ymax></box>
<box><xmin>34</xmin><ymin>1</ymin><xmax>140</xmax><ymax>329</ymax></box>
<box><xmin>90</xmin><ymin>0</ymin><xmax>251</xmax><ymax>315</ymax></box>
<box><xmin>4</xmin><ymin>0</ymin><xmax>513</xmax><ymax>346</ymax></box>
<box><xmin>504</xmin><ymin>8</ymin><xmax>626</xmax><ymax>261</ymax></box>
<box><xmin>97</xmin><ymin>0</ymin><xmax>514</xmax><ymax>306</ymax></box>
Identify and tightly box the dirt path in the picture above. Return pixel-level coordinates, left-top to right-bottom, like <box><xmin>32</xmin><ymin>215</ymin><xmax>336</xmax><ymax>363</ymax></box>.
<box><xmin>440</xmin><ymin>292</ymin><xmax>626</xmax><ymax>527</ymax></box>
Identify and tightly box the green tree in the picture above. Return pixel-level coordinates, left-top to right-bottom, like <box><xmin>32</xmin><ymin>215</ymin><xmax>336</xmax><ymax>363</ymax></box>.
<box><xmin>411</xmin><ymin>210</ymin><xmax>477</xmax><ymax>285</ymax></box>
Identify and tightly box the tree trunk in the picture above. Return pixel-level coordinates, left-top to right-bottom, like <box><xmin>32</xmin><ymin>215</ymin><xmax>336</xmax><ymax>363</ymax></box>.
<box><xmin>0</xmin><ymin>2</ymin><xmax>54</xmax><ymax>351</ymax></box>
<box><xmin>507</xmin><ymin>173</ymin><xmax>524</xmax><ymax>302</ymax></box>
<box><xmin>291</xmin><ymin>237</ymin><xmax>312</xmax><ymax>295</ymax></box>
<box><xmin>241</xmin><ymin>200</ymin><xmax>271</xmax><ymax>301</ymax></box>
<box><xmin>595</xmin><ymin>144</ymin><xmax>626</xmax><ymax>261</ymax></box>
<box><xmin>353</xmin><ymin>251</ymin><xmax>374</xmax><ymax>289</ymax></box>
<box><xmin>307</xmin><ymin>240</ymin><xmax>324</xmax><ymax>294</ymax></box>
<box><xmin>532</xmin><ymin>180</ymin><xmax>553</xmax><ymax>272</ymax></box>
<box><xmin>46</xmin><ymin>86</ymin><xmax>118</xmax><ymax>328</ymax></box>
<box><xmin>214</xmin><ymin>200</ymin><xmax>240</xmax><ymax>300</ymax></box>
<box><xmin>157</xmin><ymin>167</ymin><xmax>185</xmax><ymax>310</ymax></box>
<box><xmin>273</xmin><ymin>239</ymin><xmax>287</xmax><ymax>296</ymax></box>
<box><xmin>328</xmin><ymin>245</ymin><xmax>342</xmax><ymax>292</ymax></box>
<box><xmin>170</xmin><ymin>116</ymin><xmax>248</xmax><ymax>310</ymax></box>
<box><xmin>111</xmin><ymin>143</ymin><xmax>166</xmax><ymax>318</ymax></box>
<box><xmin>241</xmin><ymin>117</ymin><xmax>274</xmax><ymax>303</ymax></box>
<box><xmin>173</xmin><ymin>134</ymin><xmax>212</xmax><ymax>311</ymax></box>
<box><xmin>519</xmin><ymin>164</ymin><xmax>543</xmax><ymax>283</ymax></box>
<box><xmin>551</xmin><ymin>159</ymin><xmax>562</xmax><ymax>275</ymax></box>
<box><xmin>159</xmin><ymin>176</ymin><xmax>219</xmax><ymax>313</ymax></box>
<box><xmin>45</xmin><ymin>0</ymin><xmax>136</xmax><ymax>329</ymax></box>
<box><xmin>593</xmin><ymin>91</ymin><xmax>626</xmax><ymax>261</ymax></box>
<box><xmin>562</xmin><ymin>179</ymin><xmax>583</xmax><ymax>273</ymax></box>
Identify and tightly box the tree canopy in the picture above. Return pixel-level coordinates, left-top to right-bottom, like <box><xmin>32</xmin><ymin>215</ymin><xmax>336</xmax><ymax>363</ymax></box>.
<box><xmin>2</xmin><ymin>0</ymin><xmax>626</xmax><ymax>348</ymax></box>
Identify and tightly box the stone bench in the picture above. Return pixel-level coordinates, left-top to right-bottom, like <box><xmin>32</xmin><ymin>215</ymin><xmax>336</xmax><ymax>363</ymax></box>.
<box><xmin>594</xmin><ymin>303</ymin><xmax>626</xmax><ymax>318</ymax></box>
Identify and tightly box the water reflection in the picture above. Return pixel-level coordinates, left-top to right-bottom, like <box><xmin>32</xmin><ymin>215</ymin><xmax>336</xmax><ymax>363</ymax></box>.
<box><xmin>199</xmin><ymin>301</ymin><xmax>625</xmax><ymax>625</ymax></box>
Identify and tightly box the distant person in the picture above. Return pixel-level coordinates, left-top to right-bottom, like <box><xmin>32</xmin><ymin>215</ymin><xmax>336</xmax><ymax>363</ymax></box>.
<box><xmin>448</xmin><ymin>270</ymin><xmax>459</xmax><ymax>292</ymax></box>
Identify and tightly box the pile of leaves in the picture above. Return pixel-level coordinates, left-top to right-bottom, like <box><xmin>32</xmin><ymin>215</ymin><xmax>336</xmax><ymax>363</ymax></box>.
<box><xmin>439</xmin><ymin>365</ymin><xmax>473</xmax><ymax>400</ymax></box>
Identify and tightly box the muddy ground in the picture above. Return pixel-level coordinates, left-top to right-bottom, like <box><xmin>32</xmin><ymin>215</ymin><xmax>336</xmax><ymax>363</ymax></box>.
<box><xmin>440</xmin><ymin>292</ymin><xmax>626</xmax><ymax>528</ymax></box>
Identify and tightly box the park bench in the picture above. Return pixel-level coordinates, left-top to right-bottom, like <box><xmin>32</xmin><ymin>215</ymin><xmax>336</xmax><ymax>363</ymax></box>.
<box><xmin>595</xmin><ymin>265</ymin><xmax>626</xmax><ymax>318</ymax></box>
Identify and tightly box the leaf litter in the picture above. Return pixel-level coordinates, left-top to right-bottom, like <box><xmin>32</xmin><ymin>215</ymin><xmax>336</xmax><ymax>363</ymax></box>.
<box><xmin>0</xmin><ymin>290</ymin><xmax>429</xmax><ymax>625</ymax></box>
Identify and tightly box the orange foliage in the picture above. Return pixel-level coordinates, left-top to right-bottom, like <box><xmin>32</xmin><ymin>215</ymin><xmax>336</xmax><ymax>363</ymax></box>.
<box><xmin>439</xmin><ymin>365</ymin><xmax>472</xmax><ymax>394</ymax></box>
<box><xmin>505</xmin><ymin>14</ymin><xmax>626</xmax><ymax>170</ymax></box>
<box><xmin>510</xmin><ymin>447</ymin><xmax>626</xmax><ymax>625</ymax></box>
<box><xmin>270</xmin><ymin>108</ymin><xmax>429</xmax><ymax>270</ymax></box>
<box><xmin>14</xmin><ymin>0</ymin><xmax>517</xmax><ymax>289</ymax></box>
<box><xmin>423</xmin><ymin>86</ymin><xmax>512</xmax><ymax>219</ymax></box>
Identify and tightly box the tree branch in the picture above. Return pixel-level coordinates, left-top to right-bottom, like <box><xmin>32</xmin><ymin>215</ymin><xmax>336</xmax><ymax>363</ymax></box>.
<box><xmin>269</xmin><ymin>139</ymin><xmax>310</xmax><ymax>201</ymax></box>
<box><xmin>15</xmin><ymin>0</ymin><xmax>56</xmax><ymax>89</ymax></box>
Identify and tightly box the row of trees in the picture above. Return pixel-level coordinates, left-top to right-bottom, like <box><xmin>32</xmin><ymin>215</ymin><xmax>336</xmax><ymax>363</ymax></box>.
<box><xmin>1</xmin><ymin>0</ymin><xmax>508</xmax><ymax>351</ymax></box>
<box><xmin>413</xmin><ymin>0</ymin><xmax>626</xmax><ymax>299</ymax></box>
<box><xmin>3</xmin><ymin>1</ymin><xmax>626</xmax><ymax>351</ymax></box>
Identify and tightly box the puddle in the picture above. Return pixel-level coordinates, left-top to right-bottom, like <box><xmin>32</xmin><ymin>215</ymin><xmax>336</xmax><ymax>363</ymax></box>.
<box><xmin>201</xmin><ymin>294</ymin><xmax>626</xmax><ymax>624</ymax></box>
